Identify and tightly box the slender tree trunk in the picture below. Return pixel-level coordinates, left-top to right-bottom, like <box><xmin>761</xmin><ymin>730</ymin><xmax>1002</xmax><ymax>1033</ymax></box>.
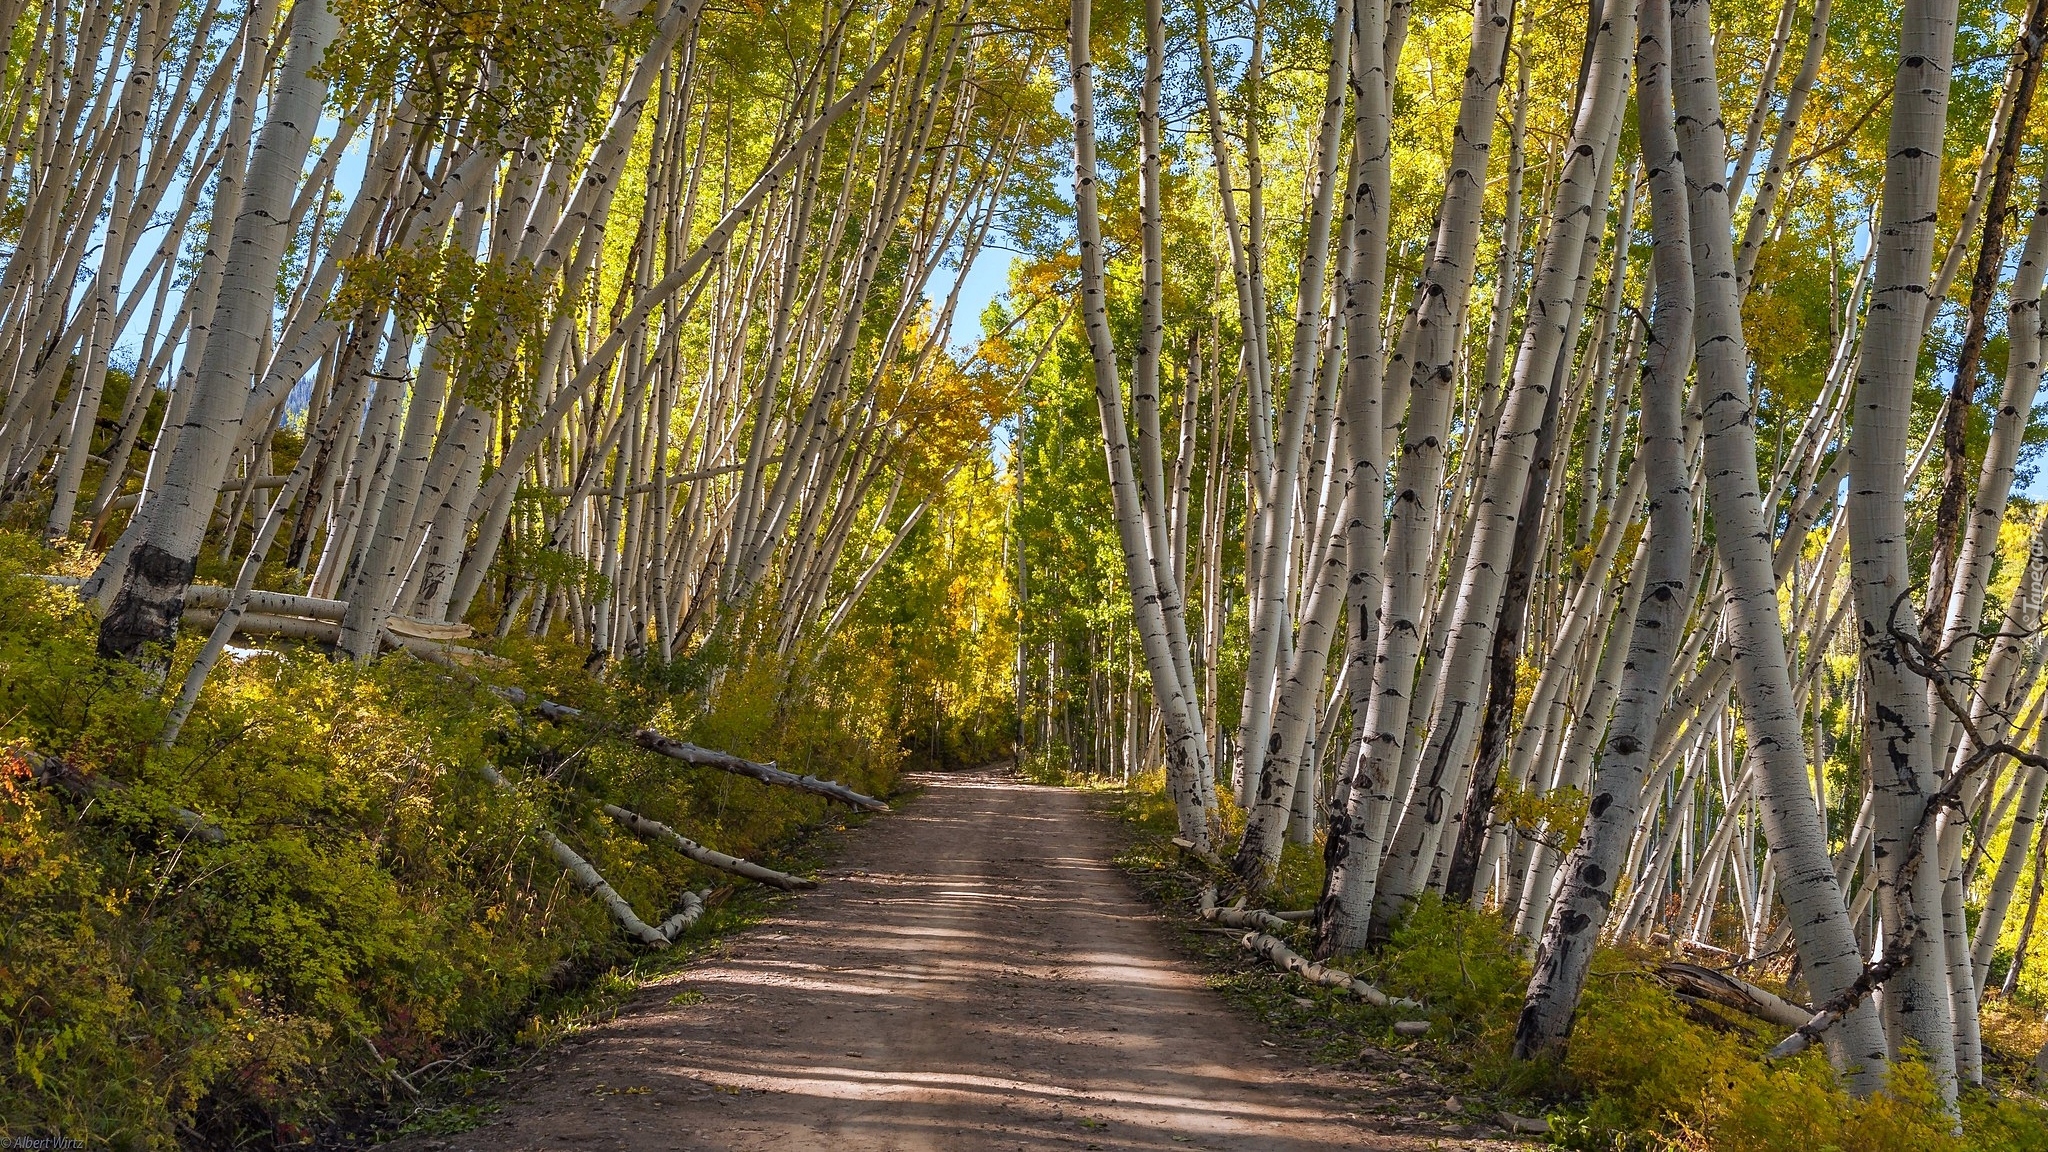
<box><xmin>1837</xmin><ymin>0</ymin><xmax>1963</xmax><ymax>1102</ymax></box>
<box><xmin>1324</xmin><ymin>0</ymin><xmax>1511</xmax><ymax>936</ymax></box>
<box><xmin>1515</xmin><ymin>0</ymin><xmax>1693</xmax><ymax>1054</ymax></box>
<box><xmin>1671</xmin><ymin>0</ymin><xmax>1893</xmax><ymax>1094</ymax></box>
<box><xmin>95</xmin><ymin>0</ymin><xmax>339</xmax><ymax>663</ymax></box>
<box><xmin>1069</xmin><ymin>0</ymin><xmax>1216</xmax><ymax>851</ymax></box>
<box><xmin>1365</xmin><ymin>0</ymin><xmax>1633</xmax><ymax>939</ymax></box>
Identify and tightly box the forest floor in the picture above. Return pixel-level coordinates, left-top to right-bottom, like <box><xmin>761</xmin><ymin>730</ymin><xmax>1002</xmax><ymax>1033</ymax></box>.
<box><xmin>379</xmin><ymin>766</ymin><xmax>1531</xmax><ymax>1151</ymax></box>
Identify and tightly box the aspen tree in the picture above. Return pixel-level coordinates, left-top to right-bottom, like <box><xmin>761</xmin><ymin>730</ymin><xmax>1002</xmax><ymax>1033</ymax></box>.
<box><xmin>1838</xmin><ymin>0</ymin><xmax>1964</xmax><ymax>1100</ymax></box>
<box><xmin>1515</xmin><ymin>0</ymin><xmax>1692</xmax><ymax>1051</ymax></box>
<box><xmin>1666</xmin><ymin>0</ymin><xmax>1893</xmax><ymax>1093</ymax></box>
<box><xmin>1069</xmin><ymin>0</ymin><xmax>1217</xmax><ymax>849</ymax></box>
<box><xmin>96</xmin><ymin>0</ymin><xmax>340</xmax><ymax>664</ymax></box>
<box><xmin>1369</xmin><ymin>0</ymin><xmax>1634</xmax><ymax>939</ymax></box>
<box><xmin>1316</xmin><ymin>0</ymin><xmax>1509</xmax><ymax>948</ymax></box>
<box><xmin>1232</xmin><ymin>0</ymin><xmax>1358</xmax><ymax>880</ymax></box>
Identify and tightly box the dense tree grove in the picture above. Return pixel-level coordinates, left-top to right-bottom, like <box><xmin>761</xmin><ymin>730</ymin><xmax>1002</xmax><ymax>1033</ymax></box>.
<box><xmin>13</xmin><ymin>0</ymin><xmax>2048</xmax><ymax>1140</ymax></box>
<box><xmin>1003</xmin><ymin>0</ymin><xmax>2048</xmax><ymax>1117</ymax></box>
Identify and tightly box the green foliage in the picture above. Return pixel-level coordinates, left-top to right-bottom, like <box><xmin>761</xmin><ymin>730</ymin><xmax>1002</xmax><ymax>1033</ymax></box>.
<box><xmin>499</xmin><ymin>507</ymin><xmax>614</xmax><ymax>601</ymax></box>
<box><xmin>323</xmin><ymin>0</ymin><xmax>625</xmax><ymax>143</ymax></box>
<box><xmin>1555</xmin><ymin>971</ymin><xmax>2010</xmax><ymax>1152</ymax></box>
<box><xmin>0</xmin><ymin>531</ymin><xmax>913</xmax><ymax>1147</ymax></box>
<box><xmin>1093</xmin><ymin>767</ymin><xmax>2048</xmax><ymax>1152</ymax></box>
<box><xmin>1371</xmin><ymin>895</ymin><xmax>1529</xmax><ymax>1034</ymax></box>
<box><xmin>839</xmin><ymin>460</ymin><xmax>1021</xmax><ymax>771</ymax></box>
<box><xmin>1494</xmin><ymin>775</ymin><xmax>1593</xmax><ymax>856</ymax></box>
<box><xmin>331</xmin><ymin>247</ymin><xmax>551</xmax><ymax>408</ymax></box>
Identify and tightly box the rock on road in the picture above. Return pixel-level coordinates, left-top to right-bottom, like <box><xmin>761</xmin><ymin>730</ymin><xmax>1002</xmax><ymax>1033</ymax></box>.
<box><xmin>395</xmin><ymin>768</ymin><xmax>1522</xmax><ymax>1151</ymax></box>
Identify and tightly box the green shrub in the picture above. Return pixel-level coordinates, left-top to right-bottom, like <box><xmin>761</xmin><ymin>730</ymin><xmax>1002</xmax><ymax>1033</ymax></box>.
<box><xmin>1370</xmin><ymin>894</ymin><xmax>1528</xmax><ymax>1033</ymax></box>
<box><xmin>0</xmin><ymin>529</ymin><xmax>989</xmax><ymax>1146</ymax></box>
<box><xmin>1092</xmin><ymin>767</ymin><xmax>2048</xmax><ymax>1152</ymax></box>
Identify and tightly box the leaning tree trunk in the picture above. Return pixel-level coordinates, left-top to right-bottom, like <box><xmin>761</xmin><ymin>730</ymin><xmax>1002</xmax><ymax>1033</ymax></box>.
<box><xmin>1317</xmin><ymin>0</ymin><xmax>1509</xmax><ymax>954</ymax></box>
<box><xmin>1514</xmin><ymin>0</ymin><xmax>1693</xmax><ymax>1057</ymax></box>
<box><xmin>1234</xmin><ymin>0</ymin><xmax>1355</xmax><ymax>815</ymax></box>
<box><xmin>1669</xmin><ymin>0</ymin><xmax>1894</xmax><ymax>1094</ymax></box>
<box><xmin>1231</xmin><ymin>0</ymin><xmax>1358</xmax><ymax>884</ymax></box>
<box><xmin>94</xmin><ymin>0</ymin><xmax>339</xmax><ymax>664</ymax></box>
<box><xmin>1069</xmin><ymin>0</ymin><xmax>1216</xmax><ymax>851</ymax></box>
<box><xmin>1366</xmin><ymin>0</ymin><xmax>1634</xmax><ymax>941</ymax></box>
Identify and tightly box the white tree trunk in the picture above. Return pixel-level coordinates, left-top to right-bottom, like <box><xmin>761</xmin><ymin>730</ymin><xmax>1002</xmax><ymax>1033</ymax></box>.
<box><xmin>95</xmin><ymin>0</ymin><xmax>339</xmax><ymax>663</ymax></box>
<box><xmin>1665</xmin><ymin>0</ymin><xmax>1893</xmax><ymax>1094</ymax></box>
<box><xmin>1513</xmin><ymin>20</ymin><xmax>1692</xmax><ymax>1023</ymax></box>
<box><xmin>1835</xmin><ymin>0</ymin><xmax>1963</xmax><ymax>1101</ymax></box>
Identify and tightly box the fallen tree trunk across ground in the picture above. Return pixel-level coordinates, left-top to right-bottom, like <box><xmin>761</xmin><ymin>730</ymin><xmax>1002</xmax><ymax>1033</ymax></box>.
<box><xmin>178</xmin><ymin>608</ymin><xmax>504</xmax><ymax>667</ymax></box>
<box><xmin>1198</xmin><ymin>886</ymin><xmax>1422</xmax><ymax>1012</ymax></box>
<box><xmin>1239</xmin><ymin>930</ymin><xmax>1425</xmax><ymax>1013</ymax></box>
<box><xmin>45</xmin><ymin>577</ymin><xmax>489</xmax><ymax>663</ymax></box>
<box><xmin>26</xmin><ymin>751</ymin><xmax>224</xmax><ymax>843</ymax></box>
<box><xmin>43</xmin><ymin>578</ymin><xmax>875</xmax><ymax>811</ymax></box>
<box><xmin>478</xmin><ymin>765</ymin><xmax>707</xmax><ymax>947</ymax></box>
<box><xmin>602</xmin><ymin>802</ymin><xmax>819</xmax><ymax>890</ymax></box>
<box><xmin>631</xmin><ymin>727</ymin><xmax>891</xmax><ymax>812</ymax></box>
<box><xmin>494</xmin><ymin>685</ymin><xmax>890</xmax><ymax>812</ymax></box>
<box><xmin>1654</xmin><ymin>961</ymin><xmax>1814</xmax><ymax>1031</ymax></box>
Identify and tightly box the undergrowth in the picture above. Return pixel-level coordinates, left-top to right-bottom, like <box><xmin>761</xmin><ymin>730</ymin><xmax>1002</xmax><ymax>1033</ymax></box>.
<box><xmin>1081</xmin><ymin>765</ymin><xmax>2048</xmax><ymax>1152</ymax></box>
<box><xmin>0</xmin><ymin>531</ymin><xmax>970</xmax><ymax>1149</ymax></box>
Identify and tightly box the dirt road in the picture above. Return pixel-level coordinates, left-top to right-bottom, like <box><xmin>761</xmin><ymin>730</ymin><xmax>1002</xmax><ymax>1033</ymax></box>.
<box><xmin>397</xmin><ymin>769</ymin><xmax>1520</xmax><ymax>1151</ymax></box>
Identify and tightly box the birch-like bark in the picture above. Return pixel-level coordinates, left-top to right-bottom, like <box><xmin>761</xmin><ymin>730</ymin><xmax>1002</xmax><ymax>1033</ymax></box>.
<box><xmin>1732</xmin><ymin>0</ymin><xmax>1830</xmax><ymax>293</ymax></box>
<box><xmin>448</xmin><ymin>0</ymin><xmax>938</xmax><ymax>623</ymax></box>
<box><xmin>1925</xmin><ymin>0</ymin><xmax>2048</xmax><ymax>667</ymax></box>
<box><xmin>1670</xmin><ymin>0</ymin><xmax>1892</xmax><ymax>1092</ymax></box>
<box><xmin>1974</xmin><ymin>759</ymin><xmax>2047</xmax><ymax>994</ymax></box>
<box><xmin>1070</xmin><ymin>0</ymin><xmax>1216</xmax><ymax>851</ymax></box>
<box><xmin>1317</xmin><ymin>0</ymin><xmax>1509</xmax><ymax>949</ymax></box>
<box><xmin>1236</xmin><ymin>0</ymin><xmax>1355</xmax><ymax>812</ymax></box>
<box><xmin>1369</xmin><ymin>0</ymin><xmax>1634</xmax><ymax>938</ymax></box>
<box><xmin>601</xmin><ymin>803</ymin><xmax>816</xmax><ymax>891</ymax></box>
<box><xmin>1515</xmin><ymin>0</ymin><xmax>1693</xmax><ymax>1053</ymax></box>
<box><xmin>158</xmin><ymin>361</ymin><xmax>376</xmax><ymax>747</ymax></box>
<box><xmin>1837</xmin><ymin>0</ymin><xmax>1963</xmax><ymax>1100</ymax></box>
<box><xmin>95</xmin><ymin>0</ymin><xmax>340</xmax><ymax>663</ymax></box>
<box><xmin>1231</xmin><ymin>0</ymin><xmax>1357</xmax><ymax>879</ymax></box>
<box><xmin>1935</xmin><ymin>159</ymin><xmax>2048</xmax><ymax>757</ymax></box>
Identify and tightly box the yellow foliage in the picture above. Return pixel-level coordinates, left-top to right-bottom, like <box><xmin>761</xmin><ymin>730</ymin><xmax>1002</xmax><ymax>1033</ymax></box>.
<box><xmin>0</xmin><ymin>530</ymin><xmax>921</xmax><ymax>1145</ymax></box>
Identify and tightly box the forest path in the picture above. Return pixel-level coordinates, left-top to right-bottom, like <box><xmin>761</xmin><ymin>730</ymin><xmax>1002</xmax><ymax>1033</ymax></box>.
<box><xmin>400</xmin><ymin>768</ymin><xmax>1517</xmax><ymax>1151</ymax></box>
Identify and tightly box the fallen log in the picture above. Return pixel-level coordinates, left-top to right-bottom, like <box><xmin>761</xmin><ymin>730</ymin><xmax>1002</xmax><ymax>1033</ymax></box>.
<box><xmin>602</xmin><ymin>802</ymin><xmax>818</xmax><ymax>891</ymax></box>
<box><xmin>177</xmin><ymin>609</ymin><xmax>504</xmax><ymax>666</ymax></box>
<box><xmin>630</xmin><ymin>728</ymin><xmax>889</xmax><ymax>811</ymax></box>
<box><xmin>25</xmin><ymin>752</ymin><xmax>224</xmax><ymax>843</ymax></box>
<box><xmin>382</xmin><ymin>628</ymin><xmax>507</xmax><ymax>667</ymax></box>
<box><xmin>48</xmin><ymin>575</ymin><xmax>484</xmax><ymax>654</ymax></box>
<box><xmin>1238</xmin><ymin>930</ymin><xmax>1422</xmax><ymax>1012</ymax></box>
<box><xmin>539</xmin><ymin>825</ymin><xmax>673</xmax><ymax>947</ymax></box>
<box><xmin>1198</xmin><ymin>885</ymin><xmax>1296</xmax><ymax>933</ymax></box>
<box><xmin>493</xmin><ymin>686</ymin><xmax>889</xmax><ymax>812</ymax></box>
<box><xmin>183</xmin><ymin>586</ymin><xmax>347</xmax><ymax>620</ymax></box>
<box><xmin>477</xmin><ymin>765</ymin><xmax>703</xmax><ymax>947</ymax></box>
<box><xmin>1654</xmin><ymin>961</ymin><xmax>1813</xmax><ymax>1031</ymax></box>
<box><xmin>653</xmin><ymin>888</ymin><xmax>709</xmax><ymax>939</ymax></box>
<box><xmin>1208</xmin><ymin>907</ymin><xmax>1296</xmax><ymax>932</ymax></box>
<box><xmin>185</xmin><ymin>607</ymin><xmax>339</xmax><ymax>644</ymax></box>
<box><xmin>383</xmin><ymin>616</ymin><xmax>474</xmax><ymax>641</ymax></box>
<box><xmin>42</xmin><ymin>575</ymin><xmax>351</xmax><ymax>623</ymax></box>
